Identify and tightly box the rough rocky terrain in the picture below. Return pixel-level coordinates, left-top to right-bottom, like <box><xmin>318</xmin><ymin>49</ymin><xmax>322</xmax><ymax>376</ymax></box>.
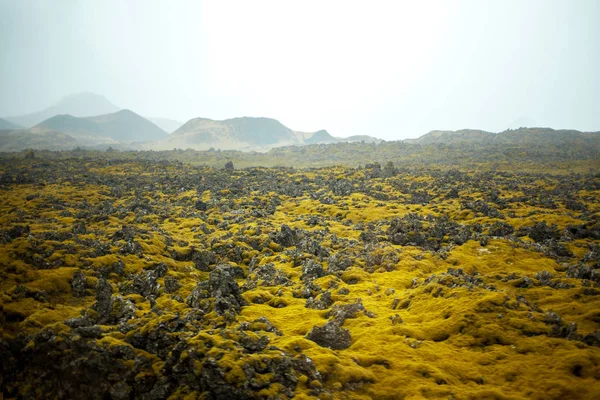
<box><xmin>1</xmin><ymin>154</ymin><xmax>599</xmax><ymax>399</ymax></box>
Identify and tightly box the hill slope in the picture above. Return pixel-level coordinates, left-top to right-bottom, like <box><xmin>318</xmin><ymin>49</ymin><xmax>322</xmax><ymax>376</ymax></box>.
<box><xmin>0</xmin><ymin>118</ymin><xmax>23</xmax><ymax>130</ymax></box>
<box><xmin>86</xmin><ymin>109</ymin><xmax>168</xmax><ymax>141</ymax></box>
<box><xmin>0</xmin><ymin>129</ymin><xmax>78</xmax><ymax>151</ymax></box>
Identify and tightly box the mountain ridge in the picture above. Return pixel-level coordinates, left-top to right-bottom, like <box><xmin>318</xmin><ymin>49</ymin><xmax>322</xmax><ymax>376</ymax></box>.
<box><xmin>2</xmin><ymin>92</ymin><xmax>382</xmax><ymax>150</ymax></box>
<box><xmin>3</xmin><ymin>92</ymin><xmax>595</xmax><ymax>153</ymax></box>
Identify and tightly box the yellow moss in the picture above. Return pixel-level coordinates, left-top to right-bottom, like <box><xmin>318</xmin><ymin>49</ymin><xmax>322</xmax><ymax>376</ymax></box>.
<box><xmin>22</xmin><ymin>306</ymin><xmax>82</xmax><ymax>331</ymax></box>
<box><xmin>3</xmin><ymin>160</ymin><xmax>600</xmax><ymax>399</ymax></box>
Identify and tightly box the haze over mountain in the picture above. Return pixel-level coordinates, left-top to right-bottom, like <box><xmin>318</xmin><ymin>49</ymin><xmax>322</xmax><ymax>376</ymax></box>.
<box><xmin>0</xmin><ymin>96</ymin><xmax>593</xmax><ymax>153</ymax></box>
<box><xmin>2</xmin><ymin>2</ymin><xmax>598</xmax><ymax>139</ymax></box>
<box><xmin>4</xmin><ymin>92</ymin><xmax>183</xmax><ymax>134</ymax></box>
<box><xmin>0</xmin><ymin>90</ymin><xmax>380</xmax><ymax>151</ymax></box>
<box><xmin>6</xmin><ymin>92</ymin><xmax>120</xmax><ymax>128</ymax></box>
<box><xmin>0</xmin><ymin>89</ymin><xmax>594</xmax><ymax>154</ymax></box>
<box><xmin>148</xmin><ymin>117</ymin><xmax>184</xmax><ymax>134</ymax></box>
<box><xmin>0</xmin><ymin>118</ymin><xmax>22</xmax><ymax>130</ymax></box>
<box><xmin>0</xmin><ymin>109</ymin><xmax>169</xmax><ymax>151</ymax></box>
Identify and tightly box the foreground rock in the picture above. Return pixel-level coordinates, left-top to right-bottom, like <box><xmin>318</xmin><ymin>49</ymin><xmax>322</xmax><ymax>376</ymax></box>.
<box><xmin>306</xmin><ymin>320</ymin><xmax>352</xmax><ymax>350</ymax></box>
<box><xmin>186</xmin><ymin>265</ymin><xmax>246</xmax><ymax>318</ymax></box>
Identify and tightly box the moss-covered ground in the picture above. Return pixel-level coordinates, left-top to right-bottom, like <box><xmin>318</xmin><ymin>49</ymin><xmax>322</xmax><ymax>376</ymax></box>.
<box><xmin>1</xmin><ymin>155</ymin><xmax>599</xmax><ymax>399</ymax></box>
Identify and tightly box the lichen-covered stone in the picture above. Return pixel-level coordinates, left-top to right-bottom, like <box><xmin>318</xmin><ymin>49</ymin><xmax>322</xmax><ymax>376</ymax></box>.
<box><xmin>306</xmin><ymin>320</ymin><xmax>352</xmax><ymax>350</ymax></box>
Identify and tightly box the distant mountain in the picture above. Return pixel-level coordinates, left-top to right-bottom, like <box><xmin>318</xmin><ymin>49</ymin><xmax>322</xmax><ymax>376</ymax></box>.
<box><xmin>149</xmin><ymin>117</ymin><xmax>382</xmax><ymax>151</ymax></box>
<box><xmin>405</xmin><ymin>129</ymin><xmax>494</xmax><ymax>145</ymax></box>
<box><xmin>341</xmin><ymin>135</ymin><xmax>381</xmax><ymax>144</ymax></box>
<box><xmin>148</xmin><ymin>117</ymin><xmax>183</xmax><ymax>134</ymax></box>
<box><xmin>305</xmin><ymin>130</ymin><xmax>337</xmax><ymax>144</ymax></box>
<box><xmin>406</xmin><ymin>127</ymin><xmax>600</xmax><ymax>146</ymax></box>
<box><xmin>295</xmin><ymin>130</ymin><xmax>381</xmax><ymax>145</ymax></box>
<box><xmin>5</xmin><ymin>91</ymin><xmax>383</xmax><ymax>151</ymax></box>
<box><xmin>6</xmin><ymin>92</ymin><xmax>121</xmax><ymax>128</ymax></box>
<box><xmin>227</xmin><ymin>117</ymin><xmax>297</xmax><ymax>145</ymax></box>
<box><xmin>151</xmin><ymin>117</ymin><xmax>299</xmax><ymax>150</ymax></box>
<box><xmin>31</xmin><ymin>109</ymin><xmax>168</xmax><ymax>143</ymax></box>
<box><xmin>31</xmin><ymin>114</ymin><xmax>100</xmax><ymax>135</ymax></box>
<box><xmin>3</xmin><ymin>91</ymin><xmax>189</xmax><ymax>135</ymax></box>
<box><xmin>1</xmin><ymin>109</ymin><xmax>168</xmax><ymax>151</ymax></box>
<box><xmin>86</xmin><ymin>110</ymin><xmax>168</xmax><ymax>142</ymax></box>
<box><xmin>498</xmin><ymin>127</ymin><xmax>600</xmax><ymax>146</ymax></box>
<box><xmin>0</xmin><ymin>118</ymin><xmax>23</xmax><ymax>130</ymax></box>
<box><xmin>29</xmin><ymin>115</ymin><xmax>117</xmax><ymax>146</ymax></box>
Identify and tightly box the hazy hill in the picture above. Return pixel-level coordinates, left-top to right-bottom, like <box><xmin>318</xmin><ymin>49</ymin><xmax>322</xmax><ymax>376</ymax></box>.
<box><xmin>6</xmin><ymin>92</ymin><xmax>121</xmax><ymax>128</ymax></box>
<box><xmin>497</xmin><ymin>127</ymin><xmax>599</xmax><ymax>146</ymax></box>
<box><xmin>150</xmin><ymin>117</ymin><xmax>382</xmax><ymax>151</ymax></box>
<box><xmin>405</xmin><ymin>127</ymin><xmax>600</xmax><ymax>146</ymax></box>
<box><xmin>226</xmin><ymin>117</ymin><xmax>297</xmax><ymax>145</ymax></box>
<box><xmin>86</xmin><ymin>110</ymin><xmax>168</xmax><ymax>142</ymax></box>
<box><xmin>29</xmin><ymin>114</ymin><xmax>116</xmax><ymax>146</ymax></box>
<box><xmin>340</xmin><ymin>135</ymin><xmax>381</xmax><ymax>144</ymax></box>
<box><xmin>148</xmin><ymin>117</ymin><xmax>183</xmax><ymax>134</ymax></box>
<box><xmin>31</xmin><ymin>109</ymin><xmax>167</xmax><ymax>143</ymax></box>
<box><xmin>0</xmin><ymin>118</ymin><xmax>23</xmax><ymax>130</ymax></box>
<box><xmin>405</xmin><ymin>129</ymin><xmax>494</xmax><ymax>145</ymax></box>
<box><xmin>31</xmin><ymin>114</ymin><xmax>100</xmax><ymax>135</ymax></box>
<box><xmin>295</xmin><ymin>130</ymin><xmax>380</xmax><ymax>145</ymax></box>
<box><xmin>151</xmin><ymin>116</ymin><xmax>299</xmax><ymax>150</ymax></box>
<box><xmin>305</xmin><ymin>130</ymin><xmax>337</xmax><ymax>144</ymax></box>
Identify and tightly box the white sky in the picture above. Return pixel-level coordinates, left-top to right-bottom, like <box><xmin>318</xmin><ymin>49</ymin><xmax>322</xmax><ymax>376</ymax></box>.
<box><xmin>0</xmin><ymin>0</ymin><xmax>598</xmax><ymax>139</ymax></box>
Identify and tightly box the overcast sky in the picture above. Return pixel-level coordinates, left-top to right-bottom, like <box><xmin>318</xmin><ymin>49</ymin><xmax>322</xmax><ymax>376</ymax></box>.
<box><xmin>0</xmin><ymin>0</ymin><xmax>598</xmax><ymax>139</ymax></box>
